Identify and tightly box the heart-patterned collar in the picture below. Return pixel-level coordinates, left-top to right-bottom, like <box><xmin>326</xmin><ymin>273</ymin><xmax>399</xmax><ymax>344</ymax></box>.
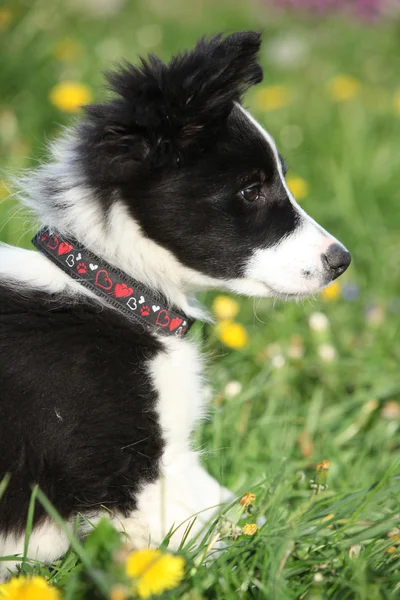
<box><xmin>32</xmin><ymin>228</ymin><xmax>194</xmax><ymax>338</ymax></box>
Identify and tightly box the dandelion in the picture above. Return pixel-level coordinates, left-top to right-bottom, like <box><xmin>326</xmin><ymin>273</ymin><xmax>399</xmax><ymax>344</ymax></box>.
<box><xmin>0</xmin><ymin>576</ymin><xmax>60</xmax><ymax>600</ymax></box>
<box><xmin>216</xmin><ymin>321</ymin><xmax>248</xmax><ymax>349</ymax></box>
<box><xmin>286</xmin><ymin>175</ymin><xmax>309</xmax><ymax>200</ymax></box>
<box><xmin>254</xmin><ymin>85</ymin><xmax>290</xmax><ymax>111</ymax></box>
<box><xmin>49</xmin><ymin>82</ymin><xmax>92</xmax><ymax>113</ymax></box>
<box><xmin>212</xmin><ymin>295</ymin><xmax>240</xmax><ymax>320</ymax></box>
<box><xmin>0</xmin><ymin>8</ymin><xmax>12</xmax><ymax>31</ymax></box>
<box><xmin>327</xmin><ymin>75</ymin><xmax>360</xmax><ymax>102</ymax></box>
<box><xmin>322</xmin><ymin>280</ymin><xmax>341</xmax><ymax>301</ymax></box>
<box><xmin>126</xmin><ymin>549</ymin><xmax>185</xmax><ymax>599</ymax></box>
<box><xmin>242</xmin><ymin>523</ymin><xmax>258</xmax><ymax>536</ymax></box>
<box><xmin>310</xmin><ymin>460</ymin><xmax>330</xmax><ymax>492</ymax></box>
<box><xmin>239</xmin><ymin>492</ymin><xmax>256</xmax><ymax>508</ymax></box>
<box><xmin>386</xmin><ymin>546</ymin><xmax>397</xmax><ymax>555</ymax></box>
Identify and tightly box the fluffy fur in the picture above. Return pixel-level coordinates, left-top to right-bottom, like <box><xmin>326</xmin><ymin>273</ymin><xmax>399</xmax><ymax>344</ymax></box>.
<box><xmin>0</xmin><ymin>31</ymin><xmax>350</xmax><ymax>577</ymax></box>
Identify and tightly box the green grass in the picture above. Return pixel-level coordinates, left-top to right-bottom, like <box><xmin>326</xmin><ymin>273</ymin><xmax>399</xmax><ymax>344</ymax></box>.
<box><xmin>1</xmin><ymin>0</ymin><xmax>400</xmax><ymax>598</ymax></box>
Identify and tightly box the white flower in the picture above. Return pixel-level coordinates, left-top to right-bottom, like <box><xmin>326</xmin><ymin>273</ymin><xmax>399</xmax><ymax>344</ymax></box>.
<box><xmin>308</xmin><ymin>312</ymin><xmax>330</xmax><ymax>332</ymax></box>
<box><xmin>271</xmin><ymin>354</ymin><xmax>286</xmax><ymax>369</ymax></box>
<box><xmin>266</xmin><ymin>34</ymin><xmax>309</xmax><ymax>70</ymax></box>
<box><xmin>224</xmin><ymin>380</ymin><xmax>242</xmax><ymax>398</ymax></box>
<box><xmin>318</xmin><ymin>343</ymin><xmax>337</xmax><ymax>362</ymax></box>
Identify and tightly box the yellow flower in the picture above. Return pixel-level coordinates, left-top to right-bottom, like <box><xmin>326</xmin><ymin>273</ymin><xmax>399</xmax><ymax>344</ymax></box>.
<box><xmin>0</xmin><ymin>576</ymin><xmax>60</xmax><ymax>600</ymax></box>
<box><xmin>321</xmin><ymin>280</ymin><xmax>341</xmax><ymax>301</ymax></box>
<box><xmin>254</xmin><ymin>85</ymin><xmax>290</xmax><ymax>111</ymax></box>
<box><xmin>49</xmin><ymin>82</ymin><xmax>92</xmax><ymax>113</ymax></box>
<box><xmin>212</xmin><ymin>295</ymin><xmax>240</xmax><ymax>320</ymax></box>
<box><xmin>394</xmin><ymin>90</ymin><xmax>400</xmax><ymax>116</ymax></box>
<box><xmin>0</xmin><ymin>9</ymin><xmax>12</xmax><ymax>31</ymax></box>
<box><xmin>242</xmin><ymin>523</ymin><xmax>258</xmax><ymax>536</ymax></box>
<box><xmin>216</xmin><ymin>321</ymin><xmax>248</xmax><ymax>349</ymax></box>
<box><xmin>126</xmin><ymin>549</ymin><xmax>185</xmax><ymax>599</ymax></box>
<box><xmin>239</xmin><ymin>492</ymin><xmax>256</xmax><ymax>508</ymax></box>
<box><xmin>317</xmin><ymin>460</ymin><xmax>331</xmax><ymax>472</ymax></box>
<box><xmin>327</xmin><ymin>75</ymin><xmax>360</xmax><ymax>102</ymax></box>
<box><xmin>286</xmin><ymin>175</ymin><xmax>309</xmax><ymax>200</ymax></box>
<box><xmin>53</xmin><ymin>38</ymin><xmax>82</xmax><ymax>62</ymax></box>
<box><xmin>386</xmin><ymin>546</ymin><xmax>397</xmax><ymax>554</ymax></box>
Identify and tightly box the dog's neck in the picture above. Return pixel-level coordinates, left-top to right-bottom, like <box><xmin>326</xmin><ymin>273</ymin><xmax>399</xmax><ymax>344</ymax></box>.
<box><xmin>18</xmin><ymin>136</ymin><xmax>212</xmax><ymax>322</ymax></box>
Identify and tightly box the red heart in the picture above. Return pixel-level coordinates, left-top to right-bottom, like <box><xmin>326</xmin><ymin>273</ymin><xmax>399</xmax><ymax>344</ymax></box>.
<box><xmin>156</xmin><ymin>309</ymin><xmax>171</xmax><ymax>328</ymax></box>
<box><xmin>47</xmin><ymin>235</ymin><xmax>59</xmax><ymax>250</ymax></box>
<box><xmin>169</xmin><ymin>316</ymin><xmax>183</xmax><ymax>332</ymax></box>
<box><xmin>115</xmin><ymin>283</ymin><xmax>133</xmax><ymax>298</ymax></box>
<box><xmin>58</xmin><ymin>241</ymin><xmax>73</xmax><ymax>256</ymax></box>
<box><xmin>41</xmin><ymin>232</ymin><xmax>48</xmax><ymax>242</ymax></box>
<box><xmin>95</xmin><ymin>270</ymin><xmax>113</xmax><ymax>290</ymax></box>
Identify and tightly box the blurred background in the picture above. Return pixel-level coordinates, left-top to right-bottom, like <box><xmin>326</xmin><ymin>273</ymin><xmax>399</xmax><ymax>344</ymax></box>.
<box><xmin>0</xmin><ymin>0</ymin><xmax>400</xmax><ymax>495</ymax></box>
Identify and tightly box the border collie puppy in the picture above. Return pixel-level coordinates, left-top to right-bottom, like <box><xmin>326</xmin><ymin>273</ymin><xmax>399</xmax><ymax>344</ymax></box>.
<box><xmin>0</xmin><ymin>31</ymin><xmax>350</xmax><ymax>575</ymax></box>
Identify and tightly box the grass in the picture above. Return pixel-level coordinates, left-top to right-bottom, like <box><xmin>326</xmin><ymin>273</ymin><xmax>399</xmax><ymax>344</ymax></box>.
<box><xmin>1</xmin><ymin>0</ymin><xmax>400</xmax><ymax>598</ymax></box>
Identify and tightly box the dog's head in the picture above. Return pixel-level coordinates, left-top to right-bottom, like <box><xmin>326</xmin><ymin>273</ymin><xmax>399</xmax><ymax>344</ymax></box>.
<box><xmin>79</xmin><ymin>31</ymin><xmax>350</xmax><ymax>298</ymax></box>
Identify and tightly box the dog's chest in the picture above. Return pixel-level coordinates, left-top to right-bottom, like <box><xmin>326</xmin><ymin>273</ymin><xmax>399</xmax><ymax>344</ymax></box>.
<box><xmin>148</xmin><ymin>336</ymin><xmax>206</xmax><ymax>465</ymax></box>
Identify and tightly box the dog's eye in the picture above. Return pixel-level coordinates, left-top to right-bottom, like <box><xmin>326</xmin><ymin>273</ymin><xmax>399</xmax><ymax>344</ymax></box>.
<box><xmin>240</xmin><ymin>185</ymin><xmax>261</xmax><ymax>203</ymax></box>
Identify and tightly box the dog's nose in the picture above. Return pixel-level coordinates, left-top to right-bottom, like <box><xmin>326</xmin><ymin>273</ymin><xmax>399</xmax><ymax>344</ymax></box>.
<box><xmin>322</xmin><ymin>243</ymin><xmax>351</xmax><ymax>280</ymax></box>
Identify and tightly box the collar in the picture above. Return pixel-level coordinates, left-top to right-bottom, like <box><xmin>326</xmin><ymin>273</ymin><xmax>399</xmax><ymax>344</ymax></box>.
<box><xmin>32</xmin><ymin>228</ymin><xmax>194</xmax><ymax>338</ymax></box>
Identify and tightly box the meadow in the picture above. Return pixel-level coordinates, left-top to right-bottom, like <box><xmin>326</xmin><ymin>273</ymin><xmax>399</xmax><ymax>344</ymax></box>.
<box><xmin>0</xmin><ymin>0</ymin><xmax>399</xmax><ymax>598</ymax></box>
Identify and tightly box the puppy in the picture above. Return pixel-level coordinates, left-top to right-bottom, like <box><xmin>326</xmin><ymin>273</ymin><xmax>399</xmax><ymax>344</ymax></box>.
<box><xmin>0</xmin><ymin>31</ymin><xmax>350</xmax><ymax>575</ymax></box>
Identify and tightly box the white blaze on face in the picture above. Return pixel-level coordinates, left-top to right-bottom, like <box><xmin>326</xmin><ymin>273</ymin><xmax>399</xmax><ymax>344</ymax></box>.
<box><xmin>229</xmin><ymin>106</ymin><xmax>350</xmax><ymax>298</ymax></box>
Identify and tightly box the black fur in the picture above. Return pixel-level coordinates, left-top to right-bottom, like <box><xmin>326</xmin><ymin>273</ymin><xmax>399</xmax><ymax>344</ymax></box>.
<box><xmin>0</xmin><ymin>285</ymin><xmax>164</xmax><ymax>534</ymax></box>
<box><xmin>0</xmin><ymin>31</ymin><xmax>301</xmax><ymax>537</ymax></box>
<box><xmin>77</xmin><ymin>31</ymin><xmax>299</xmax><ymax>280</ymax></box>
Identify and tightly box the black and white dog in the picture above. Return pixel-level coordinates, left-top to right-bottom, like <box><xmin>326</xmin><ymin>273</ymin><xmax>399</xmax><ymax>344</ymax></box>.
<box><xmin>0</xmin><ymin>32</ymin><xmax>350</xmax><ymax>574</ymax></box>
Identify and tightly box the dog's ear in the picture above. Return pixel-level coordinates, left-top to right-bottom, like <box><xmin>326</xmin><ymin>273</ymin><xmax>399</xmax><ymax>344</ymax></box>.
<box><xmin>169</xmin><ymin>31</ymin><xmax>263</xmax><ymax>119</ymax></box>
<box><xmin>81</xmin><ymin>32</ymin><xmax>263</xmax><ymax>175</ymax></box>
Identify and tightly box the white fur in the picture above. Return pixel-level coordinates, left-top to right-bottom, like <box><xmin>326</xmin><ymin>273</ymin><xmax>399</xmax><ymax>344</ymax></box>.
<box><xmin>0</xmin><ymin>244</ymin><xmax>91</xmax><ymax>296</ymax></box>
<box><xmin>0</xmin><ymin>106</ymin><xmax>347</xmax><ymax>574</ymax></box>
<box><xmin>227</xmin><ymin>106</ymin><xmax>349</xmax><ymax>298</ymax></box>
<box><xmin>108</xmin><ymin>336</ymin><xmax>231</xmax><ymax>549</ymax></box>
<box><xmin>0</xmin><ymin>522</ymin><xmax>71</xmax><ymax>580</ymax></box>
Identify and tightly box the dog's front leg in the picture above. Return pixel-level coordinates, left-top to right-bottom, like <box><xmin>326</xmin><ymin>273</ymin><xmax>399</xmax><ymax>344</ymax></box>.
<box><xmin>111</xmin><ymin>451</ymin><xmax>233</xmax><ymax>550</ymax></box>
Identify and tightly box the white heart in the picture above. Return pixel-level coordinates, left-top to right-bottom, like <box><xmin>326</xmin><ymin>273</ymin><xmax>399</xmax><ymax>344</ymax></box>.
<box><xmin>89</xmin><ymin>263</ymin><xmax>98</xmax><ymax>271</ymax></box>
<box><xmin>152</xmin><ymin>305</ymin><xmax>160</xmax><ymax>312</ymax></box>
<box><xmin>139</xmin><ymin>296</ymin><xmax>145</xmax><ymax>304</ymax></box>
<box><xmin>127</xmin><ymin>298</ymin><xmax>137</xmax><ymax>311</ymax></box>
<box><xmin>76</xmin><ymin>253</ymin><xmax>82</xmax><ymax>260</ymax></box>
<box><xmin>66</xmin><ymin>254</ymin><xmax>74</xmax><ymax>267</ymax></box>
